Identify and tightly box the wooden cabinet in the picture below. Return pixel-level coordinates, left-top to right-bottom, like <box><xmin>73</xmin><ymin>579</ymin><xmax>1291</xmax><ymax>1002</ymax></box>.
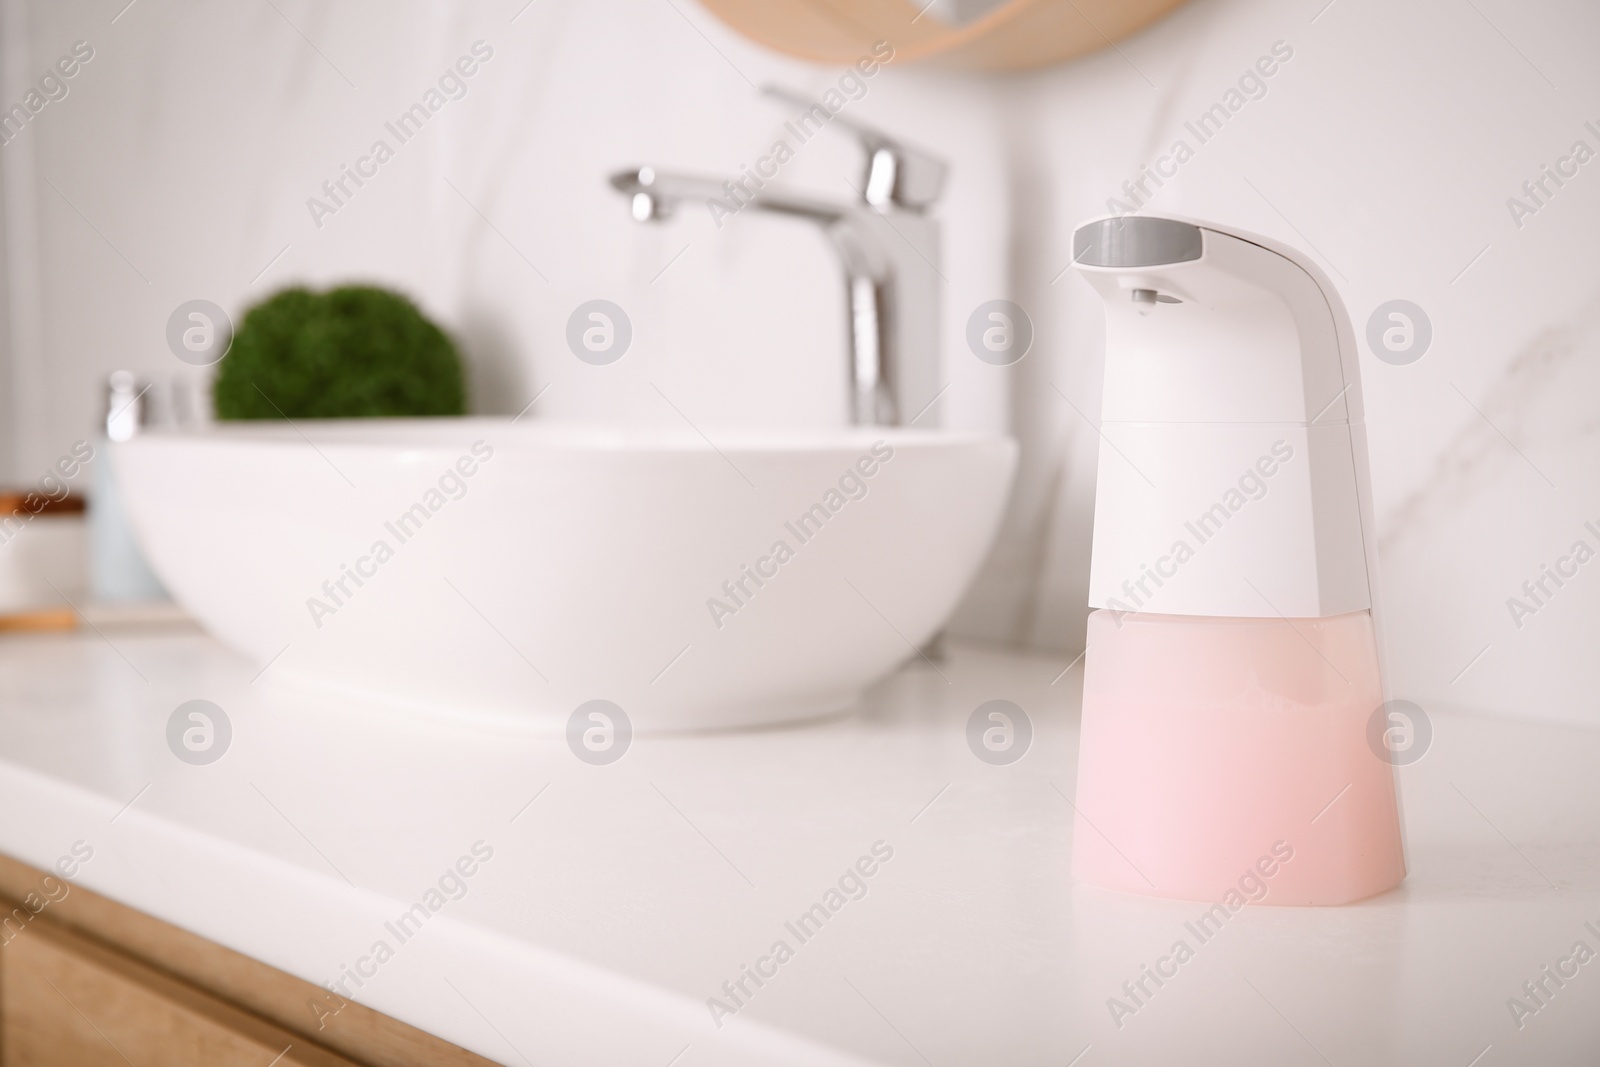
<box><xmin>2</xmin><ymin>921</ymin><xmax>356</xmax><ymax>1066</ymax></box>
<box><xmin>0</xmin><ymin>856</ymin><xmax>495</xmax><ymax>1067</ymax></box>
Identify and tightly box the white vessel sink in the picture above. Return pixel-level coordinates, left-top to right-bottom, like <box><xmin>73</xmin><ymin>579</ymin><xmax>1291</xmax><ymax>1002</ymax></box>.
<box><xmin>115</xmin><ymin>419</ymin><xmax>1015</xmax><ymax>730</ymax></box>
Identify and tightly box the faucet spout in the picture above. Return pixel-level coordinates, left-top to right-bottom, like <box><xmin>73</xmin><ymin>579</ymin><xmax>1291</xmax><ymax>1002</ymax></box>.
<box><xmin>609</xmin><ymin>165</ymin><xmax>906</xmax><ymax>426</ymax></box>
<box><xmin>611</xmin><ymin>167</ymin><xmax>841</xmax><ymax>226</ymax></box>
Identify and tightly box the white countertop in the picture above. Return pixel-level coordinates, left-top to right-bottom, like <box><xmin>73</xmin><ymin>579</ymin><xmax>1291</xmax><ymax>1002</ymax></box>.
<box><xmin>1</xmin><ymin>627</ymin><xmax>1598</xmax><ymax>1065</ymax></box>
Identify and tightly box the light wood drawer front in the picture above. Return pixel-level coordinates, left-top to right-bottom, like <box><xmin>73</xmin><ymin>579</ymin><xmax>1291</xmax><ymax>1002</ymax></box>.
<box><xmin>2</xmin><ymin>920</ymin><xmax>359</xmax><ymax>1067</ymax></box>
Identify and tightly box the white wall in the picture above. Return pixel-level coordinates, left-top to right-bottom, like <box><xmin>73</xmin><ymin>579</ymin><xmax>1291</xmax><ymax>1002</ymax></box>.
<box><xmin>4</xmin><ymin>0</ymin><xmax>1600</xmax><ymax>727</ymax></box>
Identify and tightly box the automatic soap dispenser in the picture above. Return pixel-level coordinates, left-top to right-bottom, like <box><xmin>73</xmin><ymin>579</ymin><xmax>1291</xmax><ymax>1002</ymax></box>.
<box><xmin>1070</xmin><ymin>216</ymin><xmax>1405</xmax><ymax>906</ymax></box>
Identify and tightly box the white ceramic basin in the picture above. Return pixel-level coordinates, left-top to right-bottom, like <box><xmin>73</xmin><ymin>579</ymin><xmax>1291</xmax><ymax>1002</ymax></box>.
<box><xmin>115</xmin><ymin>419</ymin><xmax>1016</xmax><ymax>730</ymax></box>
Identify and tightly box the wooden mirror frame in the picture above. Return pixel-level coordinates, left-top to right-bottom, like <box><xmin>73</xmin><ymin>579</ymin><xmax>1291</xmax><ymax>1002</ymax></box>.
<box><xmin>697</xmin><ymin>0</ymin><xmax>1189</xmax><ymax>72</ymax></box>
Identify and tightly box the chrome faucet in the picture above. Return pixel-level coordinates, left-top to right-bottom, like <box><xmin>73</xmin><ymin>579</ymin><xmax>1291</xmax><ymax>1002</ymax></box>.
<box><xmin>609</xmin><ymin>86</ymin><xmax>947</xmax><ymax>427</ymax></box>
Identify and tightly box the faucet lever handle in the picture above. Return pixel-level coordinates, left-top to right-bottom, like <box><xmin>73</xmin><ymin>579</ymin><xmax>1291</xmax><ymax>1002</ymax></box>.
<box><xmin>761</xmin><ymin>84</ymin><xmax>947</xmax><ymax>213</ymax></box>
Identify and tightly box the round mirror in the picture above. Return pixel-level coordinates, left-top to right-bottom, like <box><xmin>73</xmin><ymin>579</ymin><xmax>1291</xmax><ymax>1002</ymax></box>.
<box><xmin>697</xmin><ymin>0</ymin><xmax>1189</xmax><ymax>71</ymax></box>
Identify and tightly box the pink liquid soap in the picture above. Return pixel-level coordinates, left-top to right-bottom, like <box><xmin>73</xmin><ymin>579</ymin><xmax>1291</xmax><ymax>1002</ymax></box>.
<box><xmin>1072</xmin><ymin>609</ymin><xmax>1405</xmax><ymax>906</ymax></box>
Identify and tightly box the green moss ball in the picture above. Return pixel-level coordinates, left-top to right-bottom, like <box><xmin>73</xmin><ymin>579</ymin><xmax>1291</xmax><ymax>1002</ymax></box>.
<box><xmin>213</xmin><ymin>285</ymin><xmax>466</xmax><ymax>419</ymax></box>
